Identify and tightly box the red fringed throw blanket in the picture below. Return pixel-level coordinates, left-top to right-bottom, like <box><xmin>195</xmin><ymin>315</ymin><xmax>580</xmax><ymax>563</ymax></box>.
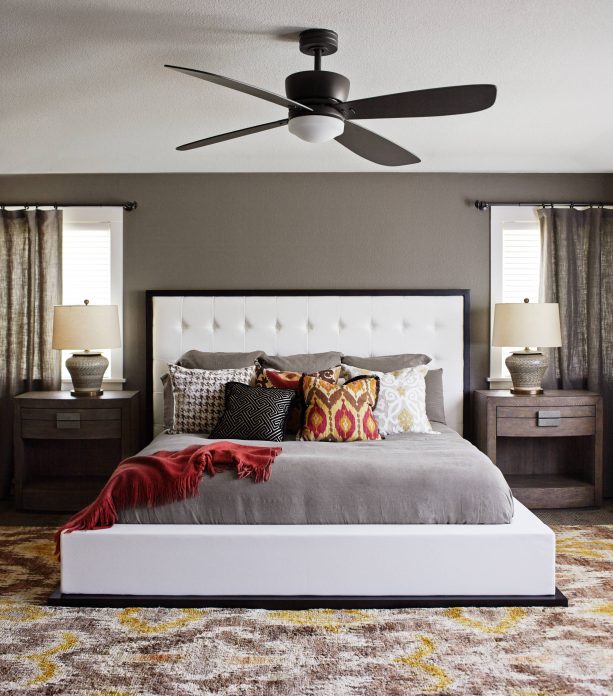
<box><xmin>55</xmin><ymin>442</ymin><xmax>282</xmax><ymax>555</ymax></box>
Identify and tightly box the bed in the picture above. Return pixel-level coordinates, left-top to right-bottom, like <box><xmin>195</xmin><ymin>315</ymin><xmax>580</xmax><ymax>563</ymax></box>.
<box><xmin>51</xmin><ymin>290</ymin><xmax>565</xmax><ymax>608</ymax></box>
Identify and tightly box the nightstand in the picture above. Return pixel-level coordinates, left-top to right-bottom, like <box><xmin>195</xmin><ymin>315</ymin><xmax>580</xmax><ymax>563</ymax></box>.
<box><xmin>474</xmin><ymin>390</ymin><xmax>602</xmax><ymax>509</ymax></box>
<box><xmin>14</xmin><ymin>391</ymin><xmax>139</xmax><ymax>512</ymax></box>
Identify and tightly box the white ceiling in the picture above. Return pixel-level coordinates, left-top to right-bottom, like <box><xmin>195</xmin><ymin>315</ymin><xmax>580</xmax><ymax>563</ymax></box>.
<box><xmin>2</xmin><ymin>0</ymin><xmax>613</xmax><ymax>173</ymax></box>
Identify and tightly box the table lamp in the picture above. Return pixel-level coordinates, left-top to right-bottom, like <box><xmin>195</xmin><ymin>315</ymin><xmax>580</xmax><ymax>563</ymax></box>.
<box><xmin>52</xmin><ymin>300</ymin><xmax>121</xmax><ymax>396</ymax></box>
<box><xmin>492</xmin><ymin>299</ymin><xmax>562</xmax><ymax>395</ymax></box>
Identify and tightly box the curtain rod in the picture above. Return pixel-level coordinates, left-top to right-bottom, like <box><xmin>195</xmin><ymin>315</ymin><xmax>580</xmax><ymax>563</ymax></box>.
<box><xmin>0</xmin><ymin>201</ymin><xmax>138</xmax><ymax>211</ymax></box>
<box><xmin>475</xmin><ymin>200</ymin><xmax>612</xmax><ymax>210</ymax></box>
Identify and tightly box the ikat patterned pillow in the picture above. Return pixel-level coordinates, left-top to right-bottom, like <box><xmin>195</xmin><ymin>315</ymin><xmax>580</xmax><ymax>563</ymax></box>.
<box><xmin>254</xmin><ymin>363</ymin><xmax>341</xmax><ymax>436</ymax></box>
<box><xmin>341</xmin><ymin>364</ymin><xmax>435</xmax><ymax>435</ymax></box>
<box><xmin>254</xmin><ymin>364</ymin><xmax>341</xmax><ymax>391</ymax></box>
<box><xmin>167</xmin><ymin>363</ymin><xmax>255</xmax><ymax>434</ymax></box>
<box><xmin>301</xmin><ymin>375</ymin><xmax>381</xmax><ymax>442</ymax></box>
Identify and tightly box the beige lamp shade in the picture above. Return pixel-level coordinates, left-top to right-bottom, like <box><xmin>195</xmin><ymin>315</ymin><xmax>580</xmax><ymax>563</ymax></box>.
<box><xmin>52</xmin><ymin>304</ymin><xmax>121</xmax><ymax>351</ymax></box>
<box><xmin>492</xmin><ymin>301</ymin><xmax>562</xmax><ymax>348</ymax></box>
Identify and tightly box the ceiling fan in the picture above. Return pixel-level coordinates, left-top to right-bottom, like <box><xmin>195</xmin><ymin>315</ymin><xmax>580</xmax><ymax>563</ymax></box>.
<box><xmin>165</xmin><ymin>28</ymin><xmax>497</xmax><ymax>166</ymax></box>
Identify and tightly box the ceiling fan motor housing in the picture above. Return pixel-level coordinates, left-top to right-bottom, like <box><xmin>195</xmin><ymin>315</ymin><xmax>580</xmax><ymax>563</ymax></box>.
<box><xmin>285</xmin><ymin>71</ymin><xmax>350</xmax><ymax>117</ymax></box>
<box><xmin>286</xmin><ymin>70</ymin><xmax>348</xmax><ymax>142</ymax></box>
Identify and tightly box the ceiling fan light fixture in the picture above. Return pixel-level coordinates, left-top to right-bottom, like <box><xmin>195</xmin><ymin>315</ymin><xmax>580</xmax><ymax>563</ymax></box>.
<box><xmin>288</xmin><ymin>114</ymin><xmax>345</xmax><ymax>143</ymax></box>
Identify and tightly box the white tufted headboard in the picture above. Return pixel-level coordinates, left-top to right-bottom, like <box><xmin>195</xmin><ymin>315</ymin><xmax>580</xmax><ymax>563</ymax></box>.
<box><xmin>146</xmin><ymin>291</ymin><xmax>470</xmax><ymax>439</ymax></box>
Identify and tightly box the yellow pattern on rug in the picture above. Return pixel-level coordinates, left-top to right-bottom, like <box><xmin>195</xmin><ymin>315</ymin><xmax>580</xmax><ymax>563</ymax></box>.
<box><xmin>444</xmin><ymin>606</ymin><xmax>527</xmax><ymax>633</ymax></box>
<box><xmin>556</xmin><ymin>533</ymin><xmax>613</xmax><ymax>559</ymax></box>
<box><xmin>0</xmin><ymin>601</ymin><xmax>46</xmax><ymax>622</ymax></box>
<box><xmin>21</xmin><ymin>631</ymin><xmax>78</xmax><ymax>686</ymax></box>
<box><xmin>394</xmin><ymin>634</ymin><xmax>452</xmax><ymax>692</ymax></box>
<box><xmin>269</xmin><ymin>608</ymin><xmax>372</xmax><ymax>633</ymax></box>
<box><xmin>592</xmin><ymin>602</ymin><xmax>613</xmax><ymax>616</ymax></box>
<box><xmin>117</xmin><ymin>607</ymin><xmax>205</xmax><ymax>634</ymax></box>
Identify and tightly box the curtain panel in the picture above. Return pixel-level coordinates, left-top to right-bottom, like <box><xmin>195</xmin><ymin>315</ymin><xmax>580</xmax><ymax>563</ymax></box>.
<box><xmin>0</xmin><ymin>209</ymin><xmax>62</xmax><ymax>498</ymax></box>
<box><xmin>538</xmin><ymin>207</ymin><xmax>613</xmax><ymax>495</ymax></box>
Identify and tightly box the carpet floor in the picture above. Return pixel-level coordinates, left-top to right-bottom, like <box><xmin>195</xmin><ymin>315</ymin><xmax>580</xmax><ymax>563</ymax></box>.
<box><xmin>0</xmin><ymin>526</ymin><xmax>611</xmax><ymax>695</ymax></box>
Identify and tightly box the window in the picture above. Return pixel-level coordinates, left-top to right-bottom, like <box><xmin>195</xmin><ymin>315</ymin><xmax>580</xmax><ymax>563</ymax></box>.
<box><xmin>490</xmin><ymin>206</ymin><xmax>541</xmax><ymax>381</ymax></box>
<box><xmin>61</xmin><ymin>207</ymin><xmax>123</xmax><ymax>388</ymax></box>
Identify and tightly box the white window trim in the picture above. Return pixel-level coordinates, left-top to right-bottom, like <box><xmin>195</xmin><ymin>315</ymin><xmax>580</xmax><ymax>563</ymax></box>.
<box><xmin>489</xmin><ymin>205</ymin><xmax>539</xmax><ymax>385</ymax></box>
<box><xmin>60</xmin><ymin>207</ymin><xmax>123</xmax><ymax>390</ymax></box>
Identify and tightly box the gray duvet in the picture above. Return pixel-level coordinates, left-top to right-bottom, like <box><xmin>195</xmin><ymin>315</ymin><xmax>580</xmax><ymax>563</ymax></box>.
<box><xmin>117</xmin><ymin>425</ymin><xmax>513</xmax><ymax>525</ymax></box>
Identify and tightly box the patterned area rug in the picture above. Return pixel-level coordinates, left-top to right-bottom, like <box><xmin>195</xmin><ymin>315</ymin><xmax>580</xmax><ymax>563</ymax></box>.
<box><xmin>0</xmin><ymin>526</ymin><xmax>611</xmax><ymax>695</ymax></box>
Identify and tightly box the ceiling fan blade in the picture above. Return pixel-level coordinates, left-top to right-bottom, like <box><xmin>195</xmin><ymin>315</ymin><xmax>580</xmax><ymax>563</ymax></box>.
<box><xmin>177</xmin><ymin>119</ymin><xmax>288</xmax><ymax>151</ymax></box>
<box><xmin>341</xmin><ymin>84</ymin><xmax>497</xmax><ymax>120</ymax></box>
<box><xmin>165</xmin><ymin>64</ymin><xmax>312</xmax><ymax>112</ymax></box>
<box><xmin>335</xmin><ymin>122</ymin><xmax>420</xmax><ymax>166</ymax></box>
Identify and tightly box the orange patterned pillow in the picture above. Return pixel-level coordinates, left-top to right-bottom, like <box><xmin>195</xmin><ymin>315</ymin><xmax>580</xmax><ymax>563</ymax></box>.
<box><xmin>255</xmin><ymin>364</ymin><xmax>341</xmax><ymax>435</ymax></box>
<box><xmin>301</xmin><ymin>375</ymin><xmax>381</xmax><ymax>442</ymax></box>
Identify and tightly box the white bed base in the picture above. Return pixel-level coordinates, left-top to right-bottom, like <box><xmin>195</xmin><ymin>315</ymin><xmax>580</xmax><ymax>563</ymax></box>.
<box><xmin>57</xmin><ymin>501</ymin><xmax>558</xmax><ymax>604</ymax></box>
<box><xmin>52</xmin><ymin>291</ymin><xmax>564</xmax><ymax>607</ymax></box>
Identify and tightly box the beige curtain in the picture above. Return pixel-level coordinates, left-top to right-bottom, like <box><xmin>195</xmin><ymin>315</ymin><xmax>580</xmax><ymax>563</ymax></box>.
<box><xmin>538</xmin><ymin>207</ymin><xmax>613</xmax><ymax>494</ymax></box>
<box><xmin>0</xmin><ymin>209</ymin><xmax>62</xmax><ymax>498</ymax></box>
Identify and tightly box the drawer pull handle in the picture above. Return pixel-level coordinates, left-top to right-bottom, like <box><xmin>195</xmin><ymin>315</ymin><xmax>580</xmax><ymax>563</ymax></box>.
<box><xmin>537</xmin><ymin>410</ymin><xmax>561</xmax><ymax>427</ymax></box>
<box><xmin>56</xmin><ymin>413</ymin><xmax>80</xmax><ymax>429</ymax></box>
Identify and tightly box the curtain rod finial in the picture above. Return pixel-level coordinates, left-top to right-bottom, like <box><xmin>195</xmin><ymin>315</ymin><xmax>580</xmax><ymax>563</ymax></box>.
<box><xmin>474</xmin><ymin>200</ymin><xmax>488</xmax><ymax>210</ymax></box>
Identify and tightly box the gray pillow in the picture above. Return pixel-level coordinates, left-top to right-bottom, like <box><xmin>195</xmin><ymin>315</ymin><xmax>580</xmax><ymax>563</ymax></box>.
<box><xmin>162</xmin><ymin>350</ymin><xmax>264</xmax><ymax>428</ymax></box>
<box><xmin>162</xmin><ymin>373</ymin><xmax>174</xmax><ymax>428</ymax></box>
<box><xmin>258</xmin><ymin>351</ymin><xmax>342</xmax><ymax>373</ymax></box>
<box><xmin>425</xmin><ymin>368</ymin><xmax>446</xmax><ymax>424</ymax></box>
<box><xmin>177</xmin><ymin>350</ymin><xmax>264</xmax><ymax>370</ymax></box>
<box><xmin>342</xmin><ymin>353</ymin><xmax>432</xmax><ymax>372</ymax></box>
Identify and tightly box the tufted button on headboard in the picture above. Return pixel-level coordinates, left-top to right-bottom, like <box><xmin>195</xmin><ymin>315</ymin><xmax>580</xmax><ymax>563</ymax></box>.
<box><xmin>146</xmin><ymin>291</ymin><xmax>469</xmax><ymax>438</ymax></box>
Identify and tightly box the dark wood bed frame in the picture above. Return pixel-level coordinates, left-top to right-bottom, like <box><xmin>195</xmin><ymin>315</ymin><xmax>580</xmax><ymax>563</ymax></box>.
<box><xmin>49</xmin><ymin>588</ymin><xmax>568</xmax><ymax>609</ymax></box>
<box><xmin>49</xmin><ymin>289</ymin><xmax>568</xmax><ymax>609</ymax></box>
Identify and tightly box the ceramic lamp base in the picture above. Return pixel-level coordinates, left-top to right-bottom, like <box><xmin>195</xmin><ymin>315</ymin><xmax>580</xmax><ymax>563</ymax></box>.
<box><xmin>66</xmin><ymin>352</ymin><xmax>108</xmax><ymax>397</ymax></box>
<box><xmin>505</xmin><ymin>350</ymin><xmax>548</xmax><ymax>396</ymax></box>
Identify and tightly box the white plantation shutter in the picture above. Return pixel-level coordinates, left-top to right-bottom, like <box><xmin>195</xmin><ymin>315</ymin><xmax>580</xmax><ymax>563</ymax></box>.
<box><xmin>60</xmin><ymin>208</ymin><xmax>123</xmax><ymax>383</ymax></box>
<box><xmin>502</xmin><ymin>223</ymin><xmax>541</xmax><ymax>304</ymax></box>
<box><xmin>62</xmin><ymin>223</ymin><xmax>111</xmax><ymax>305</ymax></box>
<box><xmin>490</xmin><ymin>207</ymin><xmax>541</xmax><ymax>379</ymax></box>
<box><xmin>61</xmin><ymin>222</ymin><xmax>112</xmax><ymax>376</ymax></box>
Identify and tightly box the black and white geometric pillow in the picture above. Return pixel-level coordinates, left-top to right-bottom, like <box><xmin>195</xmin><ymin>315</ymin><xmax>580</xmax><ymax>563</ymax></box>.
<box><xmin>210</xmin><ymin>382</ymin><xmax>296</xmax><ymax>442</ymax></box>
<box><xmin>168</xmin><ymin>363</ymin><xmax>256</xmax><ymax>434</ymax></box>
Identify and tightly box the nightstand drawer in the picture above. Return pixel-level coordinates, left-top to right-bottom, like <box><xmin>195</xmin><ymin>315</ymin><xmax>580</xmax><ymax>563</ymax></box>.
<box><xmin>21</xmin><ymin>408</ymin><xmax>121</xmax><ymax>421</ymax></box>
<box><xmin>497</xmin><ymin>405</ymin><xmax>595</xmax><ymax>419</ymax></box>
<box><xmin>497</xmin><ymin>415</ymin><xmax>595</xmax><ymax>437</ymax></box>
<box><xmin>21</xmin><ymin>408</ymin><xmax>122</xmax><ymax>440</ymax></box>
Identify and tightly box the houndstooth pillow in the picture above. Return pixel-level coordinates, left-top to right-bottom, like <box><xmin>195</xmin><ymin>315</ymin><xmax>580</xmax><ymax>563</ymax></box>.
<box><xmin>341</xmin><ymin>364</ymin><xmax>436</xmax><ymax>436</ymax></box>
<box><xmin>167</xmin><ymin>363</ymin><xmax>255</xmax><ymax>434</ymax></box>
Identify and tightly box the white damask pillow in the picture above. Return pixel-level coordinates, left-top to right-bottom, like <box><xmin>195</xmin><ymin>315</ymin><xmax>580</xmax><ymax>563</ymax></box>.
<box><xmin>341</xmin><ymin>364</ymin><xmax>436</xmax><ymax>435</ymax></box>
<box><xmin>167</xmin><ymin>363</ymin><xmax>255</xmax><ymax>434</ymax></box>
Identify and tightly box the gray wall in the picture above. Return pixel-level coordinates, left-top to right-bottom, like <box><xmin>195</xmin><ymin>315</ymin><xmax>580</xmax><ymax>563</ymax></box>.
<box><xmin>2</xmin><ymin>173</ymin><xmax>612</xmax><ymax>438</ymax></box>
